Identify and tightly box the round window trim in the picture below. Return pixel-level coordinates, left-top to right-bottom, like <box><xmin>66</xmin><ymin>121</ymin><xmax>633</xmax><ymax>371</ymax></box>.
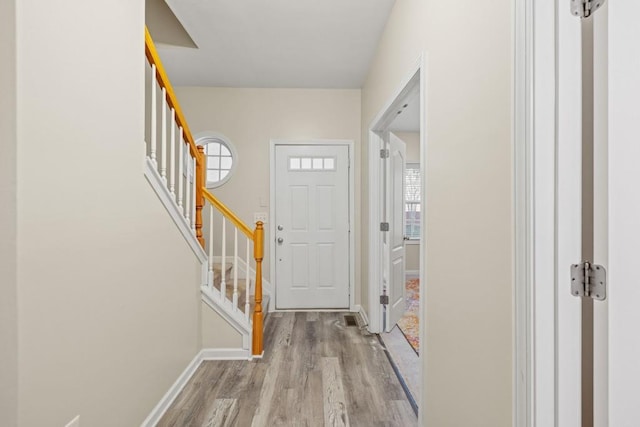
<box><xmin>195</xmin><ymin>132</ymin><xmax>238</xmax><ymax>189</ymax></box>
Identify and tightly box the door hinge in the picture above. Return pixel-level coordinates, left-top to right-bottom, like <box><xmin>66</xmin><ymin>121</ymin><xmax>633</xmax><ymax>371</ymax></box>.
<box><xmin>571</xmin><ymin>0</ymin><xmax>605</xmax><ymax>18</ymax></box>
<box><xmin>380</xmin><ymin>148</ymin><xmax>389</xmax><ymax>159</ymax></box>
<box><xmin>571</xmin><ymin>261</ymin><xmax>606</xmax><ymax>300</ymax></box>
<box><xmin>380</xmin><ymin>222</ymin><xmax>389</xmax><ymax>232</ymax></box>
<box><xmin>380</xmin><ymin>294</ymin><xmax>389</xmax><ymax>305</ymax></box>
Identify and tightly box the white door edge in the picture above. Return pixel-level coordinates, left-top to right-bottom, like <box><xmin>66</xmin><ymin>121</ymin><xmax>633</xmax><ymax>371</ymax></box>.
<box><xmin>386</xmin><ymin>133</ymin><xmax>407</xmax><ymax>331</ymax></box>
<box><xmin>269</xmin><ymin>139</ymin><xmax>356</xmax><ymax>312</ymax></box>
<box><xmin>366</xmin><ymin>53</ymin><xmax>426</xmax><ymax>425</ymax></box>
<box><xmin>513</xmin><ymin>0</ymin><xmax>536</xmax><ymax>425</ymax></box>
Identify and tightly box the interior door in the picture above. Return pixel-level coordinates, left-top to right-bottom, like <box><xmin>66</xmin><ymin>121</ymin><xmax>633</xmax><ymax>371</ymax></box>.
<box><xmin>385</xmin><ymin>133</ymin><xmax>406</xmax><ymax>331</ymax></box>
<box><xmin>553</xmin><ymin>1</ymin><xmax>639</xmax><ymax>426</ymax></box>
<box><xmin>554</xmin><ymin>1</ymin><xmax>587</xmax><ymax>425</ymax></box>
<box><xmin>274</xmin><ymin>144</ymin><xmax>350</xmax><ymax>309</ymax></box>
<box><xmin>607</xmin><ymin>1</ymin><xmax>640</xmax><ymax>424</ymax></box>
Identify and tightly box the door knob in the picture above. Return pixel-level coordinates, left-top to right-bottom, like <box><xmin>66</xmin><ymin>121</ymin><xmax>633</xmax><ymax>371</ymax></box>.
<box><xmin>277</xmin><ymin>225</ymin><xmax>284</xmax><ymax>231</ymax></box>
<box><xmin>277</xmin><ymin>237</ymin><xmax>284</xmax><ymax>244</ymax></box>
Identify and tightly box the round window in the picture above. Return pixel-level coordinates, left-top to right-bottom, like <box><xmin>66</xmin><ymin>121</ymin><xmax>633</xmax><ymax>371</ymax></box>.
<box><xmin>195</xmin><ymin>132</ymin><xmax>238</xmax><ymax>188</ymax></box>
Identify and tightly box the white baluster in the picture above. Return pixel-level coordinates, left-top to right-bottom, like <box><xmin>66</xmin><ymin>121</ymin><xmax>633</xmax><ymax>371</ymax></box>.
<box><xmin>184</xmin><ymin>158</ymin><xmax>191</xmax><ymax>227</ymax></box>
<box><xmin>220</xmin><ymin>218</ymin><xmax>227</xmax><ymax>302</ymax></box>
<box><xmin>177</xmin><ymin>128</ymin><xmax>184</xmax><ymax>214</ymax></box>
<box><xmin>208</xmin><ymin>206</ymin><xmax>214</xmax><ymax>292</ymax></box>
<box><xmin>169</xmin><ymin>108</ymin><xmax>176</xmax><ymax>198</ymax></box>
<box><xmin>160</xmin><ymin>88</ymin><xmax>167</xmax><ymax>183</ymax></box>
<box><xmin>191</xmin><ymin>156</ymin><xmax>196</xmax><ymax>233</ymax></box>
<box><xmin>150</xmin><ymin>64</ymin><xmax>157</xmax><ymax>164</ymax></box>
<box><xmin>233</xmin><ymin>228</ymin><xmax>239</xmax><ymax>310</ymax></box>
<box><xmin>245</xmin><ymin>237</ymin><xmax>251</xmax><ymax>320</ymax></box>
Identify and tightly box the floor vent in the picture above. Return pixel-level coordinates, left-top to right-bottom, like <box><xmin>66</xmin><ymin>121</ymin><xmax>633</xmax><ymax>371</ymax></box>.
<box><xmin>344</xmin><ymin>314</ymin><xmax>358</xmax><ymax>327</ymax></box>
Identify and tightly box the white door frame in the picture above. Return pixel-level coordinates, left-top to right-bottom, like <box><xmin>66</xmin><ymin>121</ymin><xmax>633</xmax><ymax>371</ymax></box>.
<box><xmin>366</xmin><ymin>54</ymin><xmax>425</xmax><ymax>424</ymax></box>
<box><xmin>367</xmin><ymin>55</ymin><xmax>424</xmax><ymax>336</ymax></box>
<box><xmin>513</xmin><ymin>0</ymin><xmax>535</xmax><ymax>425</ymax></box>
<box><xmin>514</xmin><ymin>0</ymin><xmax>560</xmax><ymax>424</ymax></box>
<box><xmin>516</xmin><ymin>0</ymin><xmax>599</xmax><ymax>425</ymax></box>
<box><xmin>269</xmin><ymin>139</ymin><xmax>356</xmax><ymax>311</ymax></box>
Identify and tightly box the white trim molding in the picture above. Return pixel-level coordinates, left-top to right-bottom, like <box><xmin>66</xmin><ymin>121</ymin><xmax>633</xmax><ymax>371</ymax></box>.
<box><xmin>513</xmin><ymin>0</ymin><xmax>535</xmax><ymax>425</ymax></box>
<box><xmin>140</xmin><ymin>351</ymin><xmax>204</xmax><ymax>427</ymax></box>
<box><xmin>367</xmin><ymin>55</ymin><xmax>426</xmax><ymax>427</ymax></box>
<box><xmin>353</xmin><ymin>304</ymin><xmax>370</xmax><ymax>329</ymax></box>
<box><xmin>201</xmin><ymin>286</ymin><xmax>252</xmax><ymax>336</ymax></box>
<box><xmin>141</xmin><ymin>347</ymin><xmax>252</xmax><ymax>426</ymax></box>
<box><xmin>367</xmin><ymin>55</ymin><xmax>424</xmax><ymax>336</ymax></box>
<box><xmin>201</xmin><ymin>348</ymin><xmax>251</xmax><ymax>361</ymax></box>
<box><xmin>144</xmin><ymin>157</ymin><xmax>207</xmax><ymax>263</ymax></box>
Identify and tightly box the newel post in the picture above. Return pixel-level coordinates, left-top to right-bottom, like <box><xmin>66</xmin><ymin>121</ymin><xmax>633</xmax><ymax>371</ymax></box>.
<box><xmin>196</xmin><ymin>145</ymin><xmax>205</xmax><ymax>248</ymax></box>
<box><xmin>252</xmin><ymin>221</ymin><xmax>264</xmax><ymax>356</ymax></box>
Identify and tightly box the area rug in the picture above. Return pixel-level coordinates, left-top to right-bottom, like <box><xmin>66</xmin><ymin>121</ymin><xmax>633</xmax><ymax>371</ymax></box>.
<box><xmin>397</xmin><ymin>277</ymin><xmax>420</xmax><ymax>354</ymax></box>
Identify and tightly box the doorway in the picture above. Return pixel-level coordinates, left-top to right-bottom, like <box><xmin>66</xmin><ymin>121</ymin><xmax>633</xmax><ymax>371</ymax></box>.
<box><xmin>368</xmin><ymin>61</ymin><xmax>424</xmax><ymax>408</ymax></box>
<box><xmin>270</xmin><ymin>140</ymin><xmax>355</xmax><ymax>310</ymax></box>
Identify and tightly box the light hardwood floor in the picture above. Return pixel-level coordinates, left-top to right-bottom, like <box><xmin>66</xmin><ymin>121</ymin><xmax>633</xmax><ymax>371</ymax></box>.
<box><xmin>158</xmin><ymin>312</ymin><xmax>418</xmax><ymax>426</ymax></box>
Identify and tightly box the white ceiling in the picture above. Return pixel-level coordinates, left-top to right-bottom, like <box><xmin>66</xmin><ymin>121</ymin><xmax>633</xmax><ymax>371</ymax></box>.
<box><xmin>157</xmin><ymin>0</ymin><xmax>396</xmax><ymax>88</ymax></box>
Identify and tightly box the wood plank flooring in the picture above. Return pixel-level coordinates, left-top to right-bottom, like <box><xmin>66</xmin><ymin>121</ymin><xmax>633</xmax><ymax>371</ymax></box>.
<box><xmin>158</xmin><ymin>312</ymin><xmax>418</xmax><ymax>427</ymax></box>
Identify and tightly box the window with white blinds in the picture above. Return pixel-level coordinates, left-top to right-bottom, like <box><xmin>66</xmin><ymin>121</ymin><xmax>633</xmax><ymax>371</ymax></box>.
<box><xmin>405</xmin><ymin>163</ymin><xmax>421</xmax><ymax>240</ymax></box>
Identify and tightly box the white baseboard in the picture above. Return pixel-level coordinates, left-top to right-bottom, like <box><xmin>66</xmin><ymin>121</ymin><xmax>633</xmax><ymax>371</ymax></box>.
<box><xmin>354</xmin><ymin>304</ymin><xmax>370</xmax><ymax>329</ymax></box>
<box><xmin>141</xmin><ymin>346</ymin><xmax>251</xmax><ymax>426</ymax></box>
<box><xmin>201</xmin><ymin>348</ymin><xmax>251</xmax><ymax>361</ymax></box>
<box><xmin>405</xmin><ymin>270</ymin><xmax>420</xmax><ymax>276</ymax></box>
<box><xmin>141</xmin><ymin>350</ymin><xmax>204</xmax><ymax>427</ymax></box>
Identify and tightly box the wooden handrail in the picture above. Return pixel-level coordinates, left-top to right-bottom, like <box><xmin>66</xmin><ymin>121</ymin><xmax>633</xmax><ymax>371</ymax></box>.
<box><xmin>204</xmin><ymin>188</ymin><xmax>265</xmax><ymax>356</ymax></box>
<box><xmin>202</xmin><ymin>189</ymin><xmax>254</xmax><ymax>239</ymax></box>
<box><xmin>145</xmin><ymin>26</ymin><xmax>204</xmax><ymax>249</ymax></box>
<box><xmin>145</xmin><ymin>27</ymin><xmax>263</xmax><ymax>356</ymax></box>
<box><xmin>195</xmin><ymin>146</ymin><xmax>205</xmax><ymax>247</ymax></box>
<box><xmin>144</xmin><ymin>26</ymin><xmax>201</xmax><ymax>163</ymax></box>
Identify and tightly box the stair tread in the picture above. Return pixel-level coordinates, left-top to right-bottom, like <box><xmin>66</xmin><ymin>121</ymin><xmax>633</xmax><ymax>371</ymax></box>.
<box><xmin>211</xmin><ymin>263</ymin><xmax>233</xmax><ymax>272</ymax></box>
<box><xmin>209</xmin><ymin>264</ymin><xmax>270</xmax><ymax>320</ymax></box>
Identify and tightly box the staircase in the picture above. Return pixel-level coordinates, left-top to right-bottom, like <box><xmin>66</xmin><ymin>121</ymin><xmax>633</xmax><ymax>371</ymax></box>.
<box><xmin>143</xmin><ymin>27</ymin><xmax>267</xmax><ymax>357</ymax></box>
<box><xmin>211</xmin><ymin>264</ymin><xmax>270</xmax><ymax>320</ymax></box>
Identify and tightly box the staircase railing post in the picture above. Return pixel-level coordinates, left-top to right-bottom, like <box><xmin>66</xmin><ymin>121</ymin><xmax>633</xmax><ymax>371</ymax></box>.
<box><xmin>196</xmin><ymin>146</ymin><xmax>205</xmax><ymax>248</ymax></box>
<box><xmin>252</xmin><ymin>221</ymin><xmax>264</xmax><ymax>356</ymax></box>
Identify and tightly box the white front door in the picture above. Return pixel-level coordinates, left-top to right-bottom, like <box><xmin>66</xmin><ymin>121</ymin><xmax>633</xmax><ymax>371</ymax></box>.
<box><xmin>385</xmin><ymin>133</ymin><xmax>406</xmax><ymax>331</ymax></box>
<box><xmin>274</xmin><ymin>144</ymin><xmax>350</xmax><ymax>309</ymax></box>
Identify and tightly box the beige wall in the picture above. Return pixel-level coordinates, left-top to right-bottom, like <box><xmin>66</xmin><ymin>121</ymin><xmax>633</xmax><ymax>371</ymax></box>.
<box><xmin>15</xmin><ymin>1</ymin><xmax>205</xmax><ymax>426</ymax></box>
<box><xmin>175</xmin><ymin>87</ymin><xmax>362</xmax><ymax>303</ymax></box>
<box><xmin>146</xmin><ymin>0</ymin><xmax>197</xmax><ymax>48</ymax></box>
<box><xmin>362</xmin><ymin>0</ymin><xmax>513</xmax><ymax>424</ymax></box>
<box><xmin>405</xmin><ymin>243</ymin><xmax>420</xmax><ymax>273</ymax></box>
<box><xmin>393</xmin><ymin>131</ymin><xmax>420</xmax><ymax>163</ymax></box>
<box><xmin>0</xmin><ymin>0</ymin><xmax>18</xmax><ymax>424</ymax></box>
<box><xmin>201</xmin><ymin>302</ymin><xmax>244</xmax><ymax>348</ymax></box>
<box><xmin>393</xmin><ymin>132</ymin><xmax>420</xmax><ymax>271</ymax></box>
